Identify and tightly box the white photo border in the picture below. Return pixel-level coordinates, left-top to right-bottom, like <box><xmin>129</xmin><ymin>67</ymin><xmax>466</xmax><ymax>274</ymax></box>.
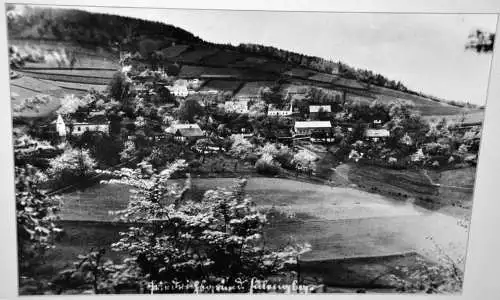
<box><xmin>1</xmin><ymin>1</ymin><xmax>500</xmax><ymax>299</ymax></box>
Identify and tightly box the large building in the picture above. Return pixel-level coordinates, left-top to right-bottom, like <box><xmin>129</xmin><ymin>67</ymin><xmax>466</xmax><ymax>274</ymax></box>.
<box><xmin>294</xmin><ymin>121</ymin><xmax>332</xmax><ymax>135</ymax></box>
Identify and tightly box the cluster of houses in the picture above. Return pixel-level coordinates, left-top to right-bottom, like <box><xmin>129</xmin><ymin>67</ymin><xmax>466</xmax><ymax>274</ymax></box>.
<box><xmin>46</xmin><ymin>66</ymin><xmax>390</xmax><ymax>146</ymax></box>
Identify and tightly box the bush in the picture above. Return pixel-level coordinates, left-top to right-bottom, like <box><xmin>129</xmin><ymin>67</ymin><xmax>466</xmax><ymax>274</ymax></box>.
<box><xmin>255</xmin><ymin>154</ymin><xmax>281</xmax><ymax>176</ymax></box>
<box><xmin>108</xmin><ymin>72</ymin><xmax>132</xmax><ymax>102</ymax></box>
<box><xmin>189</xmin><ymin>160</ymin><xmax>202</xmax><ymax>168</ymax></box>
<box><xmin>47</xmin><ymin>147</ymin><xmax>97</xmax><ymax>188</ymax></box>
<box><xmin>275</xmin><ymin>146</ymin><xmax>295</xmax><ymax>169</ymax></box>
<box><xmin>246</xmin><ymin>153</ymin><xmax>260</xmax><ymax>165</ymax></box>
<box><xmin>229</xmin><ymin>135</ymin><xmax>255</xmax><ymax>159</ymax></box>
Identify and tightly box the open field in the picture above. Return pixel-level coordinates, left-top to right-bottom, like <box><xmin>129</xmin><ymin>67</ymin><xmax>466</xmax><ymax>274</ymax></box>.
<box><xmin>201</xmin><ymin>50</ymin><xmax>246</xmax><ymax>65</ymax></box>
<box><xmin>46</xmin><ymin>220</ymin><xmax>430</xmax><ymax>291</ymax></box>
<box><xmin>23</xmin><ymin>57</ymin><xmax>118</xmax><ymax>70</ymax></box>
<box><xmin>308</xmin><ymin>72</ymin><xmax>338</xmax><ymax>83</ymax></box>
<box><xmin>256</xmin><ymin>61</ymin><xmax>289</xmax><ymax>74</ymax></box>
<box><xmin>344</xmin><ymin>163</ymin><xmax>474</xmax><ymax>219</ymax></box>
<box><xmin>35</xmin><ymin>175</ymin><xmax>469</xmax><ymax>290</ymax></box>
<box><xmin>10</xmin><ymin>75</ymin><xmax>65</xmax><ymax>118</ymax></box>
<box><xmin>423</xmin><ymin>109</ymin><xmax>485</xmax><ymax>124</ymax></box>
<box><xmin>43</xmin><ymin>80</ymin><xmax>108</xmax><ymax>93</ymax></box>
<box><xmin>235</xmin><ymin>81</ymin><xmax>274</xmax><ymax>97</ymax></box>
<box><xmin>200</xmin><ymin>80</ymin><xmax>244</xmax><ymax>94</ymax></box>
<box><xmin>58</xmin><ymin>177</ymin><xmax>468</xmax><ymax>266</ymax></box>
<box><xmin>368</xmin><ymin>85</ymin><xmax>467</xmax><ymax>116</ymax></box>
<box><xmin>10</xmin><ymin>39</ymin><xmax>119</xmax><ymax>69</ymax></box>
<box><xmin>157</xmin><ymin>44</ymin><xmax>190</xmax><ymax>58</ymax></box>
<box><xmin>284</xmin><ymin>68</ymin><xmax>317</xmax><ymax>78</ymax></box>
<box><xmin>16</xmin><ymin>70</ymin><xmax>112</xmax><ymax>85</ymax></box>
<box><xmin>174</xmin><ymin>48</ymin><xmax>220</xmax><ymax>63</ymax></box>
<box><xmin>19</xmin><ymin>68</ymin><xmax>117</xmax><ymax>78</ymax></box>
<box><xmin>231</xmin><ymin>56</ymin><xmax>269</xmax><ymax>68</ymax></box>
<box><xmin>179</xmin><ymin>65</ymin><xmax>243</xmax><ymax>78</ymax></box>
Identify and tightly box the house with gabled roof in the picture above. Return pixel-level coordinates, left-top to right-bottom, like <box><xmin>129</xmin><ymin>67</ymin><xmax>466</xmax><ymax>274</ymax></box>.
<box><xmin>52</xmin><ymin>113</ymin><xmax>110</xmax><ymax>137</ymax></box>
<box><xmin>165</xmin><ymin>123</ymin><xmax>205</xmax><ymax>143</ymax></box>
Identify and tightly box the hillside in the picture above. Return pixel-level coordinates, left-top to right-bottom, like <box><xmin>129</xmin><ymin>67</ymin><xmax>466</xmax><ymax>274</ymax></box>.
<box><xmin>7</xmin><ymin>5</ymin><xmax>475</xmax><ymax>119</ymax></box>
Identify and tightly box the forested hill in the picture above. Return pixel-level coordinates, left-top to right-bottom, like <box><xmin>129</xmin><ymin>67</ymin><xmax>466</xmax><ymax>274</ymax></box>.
<box><xmin>6</xmin><ymin>5</ymin><xmax>204</xmax><ymax>49</ymax></box>
<box><xmin>7</xmin><ymin>5</ymin><xmax>478</xmax><ymax>115</ymax></box>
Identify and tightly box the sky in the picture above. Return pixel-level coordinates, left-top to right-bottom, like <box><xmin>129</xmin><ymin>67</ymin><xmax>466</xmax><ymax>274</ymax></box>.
<box><xmin>73</xmin><ymin>6</ymin><xmax>497</xmax><ymax>105</ymax></box>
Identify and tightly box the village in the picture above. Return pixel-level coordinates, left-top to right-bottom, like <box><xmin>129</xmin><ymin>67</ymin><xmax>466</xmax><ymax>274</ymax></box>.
<box><xmin>38</xmin><ymin>65</ymin><xmax>397</xmax><ymax>160</ymax></box>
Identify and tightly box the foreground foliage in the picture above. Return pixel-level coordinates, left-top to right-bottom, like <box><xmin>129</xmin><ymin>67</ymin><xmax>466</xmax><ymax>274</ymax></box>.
<box><xmin>77</xmin><ymin>160</ymin><xmax>312</xmax><ymax>292</ymax></box>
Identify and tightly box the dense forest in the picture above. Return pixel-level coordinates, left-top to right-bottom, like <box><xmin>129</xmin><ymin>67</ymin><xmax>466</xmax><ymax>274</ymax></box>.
<box><xmin>6</xmin><ymin>5</ymin><xmax>203</xmax><ymax>49</ymax></box>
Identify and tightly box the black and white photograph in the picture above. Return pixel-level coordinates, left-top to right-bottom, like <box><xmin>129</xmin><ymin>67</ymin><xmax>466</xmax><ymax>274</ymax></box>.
<box><xmin>6</xmin><ymin>2</ymin><xmax>498</xmax><ymax>295</ymax></box>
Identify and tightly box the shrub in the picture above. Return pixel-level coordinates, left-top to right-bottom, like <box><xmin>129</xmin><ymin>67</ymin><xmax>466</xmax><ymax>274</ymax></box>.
<box><xmin>255</xmin><ymin>154</ymin><xmax>281</xmax><ymax>176</ymax></box>
<box><xmin>275</xmin><ymin>146</ymin><xmax>295</xmax><ymax>169</ymax></box>
<box><xmin>229</xmin><ymin>135</ymin><xmax>254</xmax><ymax>159</ymax></box>
<box><xmin>246</xmin><ymin>153</ymin><xmax>260</xmax><ymax>165</ymax></box>
<box><xmin>108</xmin><ymin>72</ymin><xmax>132</xmax><ymax>102</ymax></box>
<box><xmin>48</xmin><ymin>147</ymin><xmax>97</xmax><ymax>187</ymax></box>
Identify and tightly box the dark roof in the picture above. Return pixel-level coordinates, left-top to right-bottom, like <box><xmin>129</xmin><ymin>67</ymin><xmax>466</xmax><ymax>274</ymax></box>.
<box><xmin>71</xmin><ymin>114</ymin><xmax>109</xmax><ymax>125</ymax></box>
<box><xmin>176</xmin><ymin>127</ymin><xmax>204</xmax><ymax>137</ymax></box>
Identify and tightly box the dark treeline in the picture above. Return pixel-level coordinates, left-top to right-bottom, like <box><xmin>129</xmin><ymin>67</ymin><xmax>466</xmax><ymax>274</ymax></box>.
<box><xmin>6</xmin><ymin>5</ymin><xmax>203</xmax><ymax>49</ymax></box>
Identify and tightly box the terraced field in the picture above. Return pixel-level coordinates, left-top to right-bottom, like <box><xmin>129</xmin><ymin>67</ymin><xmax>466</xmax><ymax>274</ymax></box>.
<box><xmin>16</xmin><ymin>69</ymin><xmax>113</xmax><ymax>85</ymax></box>
<box><xmin>10</xmin><ymin>75</ymin><xmax>65</xmax><ymax>117</ymax></box>
<box><xmin>236</xmin><ymin>81</ymin><xmax>274</xmax><ymax>98</ymax></box>
<box><xmin>423</xmin><ymin>109</ymin><xmax>485</xmax><ymax>124</ymax></box>
<box><xmin>178</xmin><ymin>65</ymin><xmax>242</xmax><ymax>78</ymax></box>
<box><xmin>173</xmin><ymin>48</ymin><xmax>220</xmax><ymax>63</ymax></box>
<box><xmin>19</xmin><ymin>68</ymin><xmax>117</xmax><ymax>77</ymax></box>
<box><xmin>201</xmin><ymin>50</ymin><xmax>246</xmax><ymax>65</ymax></box>
<box><xmin>43</xmin><ymin>80</ymin><xmax>108</xmax><ymax>93</ymax></box>
<box><xmin>284</xmin><ymin>68</ymin><xmax>317</xmax><ymax>78</ymax></box>
<box><xmin>201</xmin><ymin>80</ymin><xmax>244</xmax><ymax>94</ymax></box>
<box><xmin>157</xmin><ymin>44</ymin><xmax>190</xmax><ymax>58</ymax></box>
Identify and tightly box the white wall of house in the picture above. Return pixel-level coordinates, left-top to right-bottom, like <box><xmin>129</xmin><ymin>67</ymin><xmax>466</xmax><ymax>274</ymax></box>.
<box><xmin>268</xmin><ymin>110</ymin><xmax>293</xmax><ymax>116</ymax></box>
<box><xmin>167</xmin><ymin>85</ymin><xmax>189</xmax><ymax>97</ymax></box>
<box><xmin>294</xmin><ymin>121</ymin><xmax>332</xmax><ymax>135</ymax></box>
<box><xmin>72</xmin><ymin>123</ymin><xmax>110</xmax><ymax>136</ymax></box>
<box><xmin>56</xmin><ymin>114</ymin><xmax>66</xmax><ymax>137</ymax></box>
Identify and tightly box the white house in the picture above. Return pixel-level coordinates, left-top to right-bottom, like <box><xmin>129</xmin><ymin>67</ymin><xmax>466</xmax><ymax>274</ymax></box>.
<box><xmin>294</xmin><ymin>121</ymin><xmax>332</xmax><ymax>135</ymax></box>
<box><xmin>309</xmin><ymin>105</ymin><xmax>332</xmax><ymax>114</ymax></box>
<box><xmin>224</xmin><ymin>100</ymin><xmax>249</xmax><ymax>114</ymax></box>
<box><xmin>166</xmin><ymin>85</ymin><xmax>189</xmax><ymax>97</ymax></box>
<box><xmin>268</xmin><ymin>102</ymin><xmax>294</xmax><ymax>117</ymax></box>
<box><xmin>364</xmin><ymin>128</ymin><xmax>390</xmax><ymax>139</ymax></box>
<box><xmin>71</xmin><ymin>122</ymin><xmax>110</xmax><ymax>136</ymax></box>
<box><xmin>53</xmin><ymin>113</ymin><xmax>110</xmax><ymax>137</ymax></box>
<box><xmin>165</xmin><ymin>123</ymin><xmax>205</xmax><ymax>142</ymax></box>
